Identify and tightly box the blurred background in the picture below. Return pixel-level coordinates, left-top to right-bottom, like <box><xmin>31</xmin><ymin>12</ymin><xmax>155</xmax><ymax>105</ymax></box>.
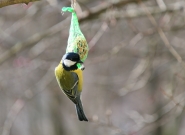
<box><xmin>0</xmin><ymin>0</ymin><xmax>185</xmax><ymax>135</ymax></box>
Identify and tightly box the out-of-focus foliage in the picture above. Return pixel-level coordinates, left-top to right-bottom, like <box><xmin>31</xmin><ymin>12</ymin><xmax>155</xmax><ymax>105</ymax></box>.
<box><xmin>0</xmin><ymin>0</ymin><xmax>185</xmax><ymax>135</ymax></box>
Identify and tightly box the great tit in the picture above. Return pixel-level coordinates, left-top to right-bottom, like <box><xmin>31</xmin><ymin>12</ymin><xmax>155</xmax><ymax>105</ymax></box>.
<box><xmin>55</xmin><ymin>52</ymin><xmax>88</xmax><ymax>121</ymax></box>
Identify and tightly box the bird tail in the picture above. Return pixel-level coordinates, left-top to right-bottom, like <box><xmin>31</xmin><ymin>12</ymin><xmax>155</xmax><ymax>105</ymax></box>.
<box><xmin>75</xmin><ymin>97</ymin><xmax>88</xmax><ymax>121</ymax></box>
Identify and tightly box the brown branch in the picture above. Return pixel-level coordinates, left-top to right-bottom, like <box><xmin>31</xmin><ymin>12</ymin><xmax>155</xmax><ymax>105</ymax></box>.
<box><xmin>0</xmin><ymin>0</ymin><xmax>40</xmax><ymax>8</ymax></box>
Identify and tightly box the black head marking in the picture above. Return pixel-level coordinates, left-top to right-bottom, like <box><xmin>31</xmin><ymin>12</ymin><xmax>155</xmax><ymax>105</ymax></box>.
<box><xmin>62</xmin><ymin>52</ymin><xmax>80</xmax><ymax>62</ymax></box>
<box><xmin>62</xmin><ymin>52</ymin><xmax>83</xmax><ymax>71</ymax></box>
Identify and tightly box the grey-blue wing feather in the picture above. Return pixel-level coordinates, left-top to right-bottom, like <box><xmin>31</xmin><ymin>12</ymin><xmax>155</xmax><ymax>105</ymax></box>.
<box><xmin>60</xmin><ymin>71</ymin><xmax>81</xmax><ymax>104</ymax></box>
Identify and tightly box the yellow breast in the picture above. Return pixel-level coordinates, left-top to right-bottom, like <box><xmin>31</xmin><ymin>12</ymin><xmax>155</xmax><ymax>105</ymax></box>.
<box><xmin>71</xmin><ymin>68</ymin><xmax>83</xmax><ymax>91</ymax></box>
<box><xmin>55</xmin><ymin>63</ymin><xmax>83</xmax><ymax>92</ymax></box>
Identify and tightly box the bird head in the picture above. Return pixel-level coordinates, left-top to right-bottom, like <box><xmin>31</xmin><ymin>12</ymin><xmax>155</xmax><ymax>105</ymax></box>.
<box><xmin>62</xmin><ymin>52</ymin><xmax>85</xmax><ymax>71</ymax></box>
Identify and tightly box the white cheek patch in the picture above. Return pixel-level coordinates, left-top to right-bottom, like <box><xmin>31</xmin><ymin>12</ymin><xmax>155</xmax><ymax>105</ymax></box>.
<box><xmin>64</xmin><ymin>59</ymin><xmax>76</xmax><ymax>67</ymax></box>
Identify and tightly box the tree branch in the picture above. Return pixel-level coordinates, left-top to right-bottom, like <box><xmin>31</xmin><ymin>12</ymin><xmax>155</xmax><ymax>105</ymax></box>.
<box><xmin>0</xmin><ymin>0</ymin><xmax>40</xmax><ymax>8</ymax></box>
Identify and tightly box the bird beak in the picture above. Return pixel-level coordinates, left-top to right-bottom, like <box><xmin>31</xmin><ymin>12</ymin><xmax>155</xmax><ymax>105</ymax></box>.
<box><xmin>77</xmin><ymin>61</ymin><xmax>85</xmax><ymax>70</ymax></box>
<box><xmin>80</xmin><ymin>64</ymin><xmax>85</xmax><ymax>70</ymax></box>
<box><xmin>77</xmin><ymin>60</ymin><xmax>85</xmax><ymax>70</ymax></box>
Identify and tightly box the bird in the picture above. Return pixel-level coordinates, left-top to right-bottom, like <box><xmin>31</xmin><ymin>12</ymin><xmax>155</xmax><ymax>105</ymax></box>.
<box><xmin>62</xmin><ymin>7</ymin><xmax>89</xmax><ymax>62</ymax></box>
<box><xmin>55</xmin><ymin>52</ymin><xmax>88</xmax><ymax>121</ymax></box>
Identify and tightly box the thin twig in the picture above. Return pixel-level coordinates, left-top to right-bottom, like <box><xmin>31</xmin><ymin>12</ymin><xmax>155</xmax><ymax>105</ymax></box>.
<box><xmin>137</xmin><ymin>91</ymin><xmax>185</xmax><ymax>134</ymax></box>
<box><xmin>89</xmin><ymin>22</ymin><xmax>108</xmax><ymax>50</ymax></box>
<box><xmin>138</xmin><ymin>1</ymin><xmax>185</xmax><ymax>69</ymax></box>
<box><xmin>105</xmin><ymin>2</ymin><xmax>184</xmax><ymax>19</ymax></box>
<box><xmin>156</xmin><ymin>0</ymin><xmax>166</xmax><ymax>10</ymax></box>
<box><xmin>91</xmin><ymin>91</ymin><xmax>185</xmax><ymax>135</ymax></box>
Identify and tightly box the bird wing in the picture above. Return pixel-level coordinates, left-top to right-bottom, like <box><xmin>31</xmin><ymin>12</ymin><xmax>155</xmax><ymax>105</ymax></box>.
<box><xmin>55</xmin><ymin>66</ymin><xmax>80</xmax><ymax>104</ymax></box>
